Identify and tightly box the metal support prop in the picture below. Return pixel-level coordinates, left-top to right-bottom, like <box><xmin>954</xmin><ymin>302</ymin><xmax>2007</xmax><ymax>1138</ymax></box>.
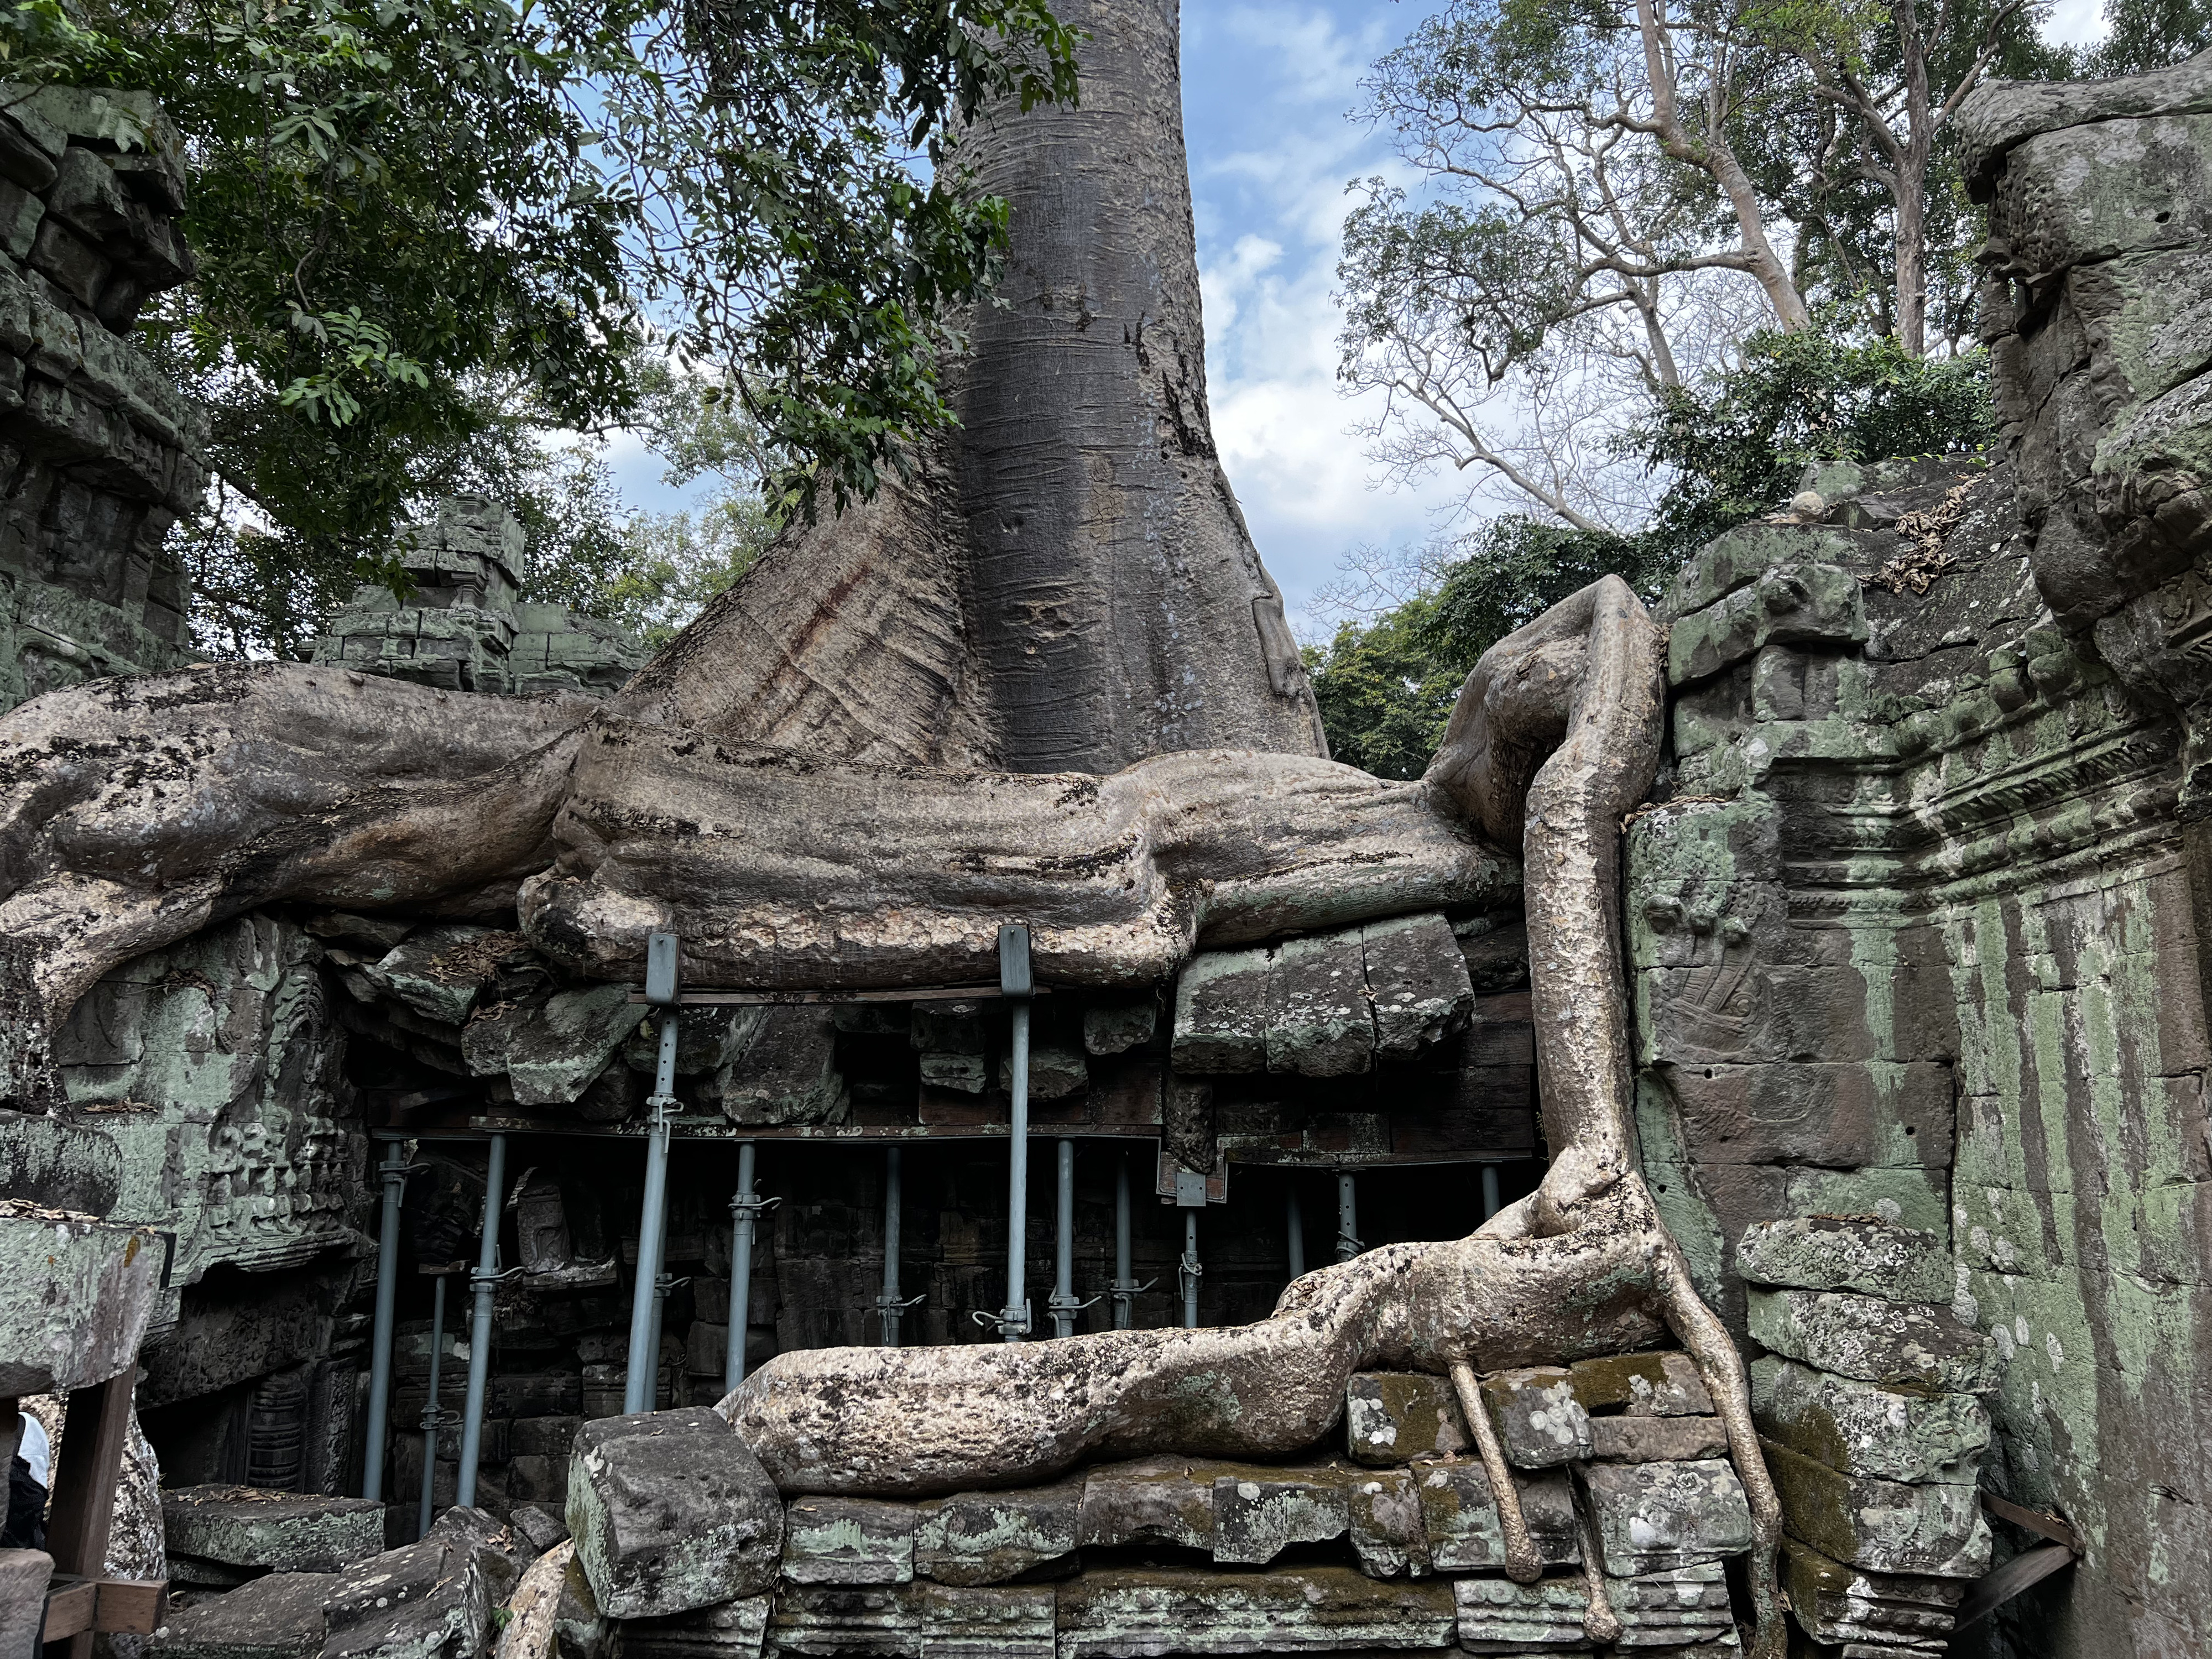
<box><xmin>362</xmin><ymin>1138</ymin><xmax>409</xmax><ymax>1501</ymax></box>
<box><xmin>417</xmin><ymin>1271</ymin><xmax>449</xmax><ymax>1540</ymax></box>
<box><xmin>1335</xmin><ymin>1171</ymin><xmax>1361</xmax><ymax>1261</ymax></box>
<box><xmin>726</xmin><ymin>1142</ymin><xmax>767</xmax><ymax>1391</ymax></box>
<box><xmin>1109</xmin><ymin>1153</ymin><xmax>1146</xmax><ymax>1329</ymax></box>
<box><xmin>995</xmin><ymin>925</ymin><xmax>1033</xmax><ymax>1341</ymax></box>
<box><xmin>875</xmin><ymin>1146</ymin><xmax>921</xmax><ymax>1345</ymax></box>
<box><xmin>1179</xmin><ymin>1210</ymin><xmax>1203</xmax><ymax>1328</ymax></box>
<box><xmin>455</xmin><ymin>1130</ymin><xmax>505</xmax><ymax>1507</ymax></box>
<box><xmin>1047</xmin><ymin>1138</ymin><xmax>1095</xmax><ymax>1337</ymax></box>
<box><xmin>1286</xmin><ymin>1182</ymin><xmax>1306</xmax><ymax>1280</ymax></box>
<box><xmin>1480</xmin><ymin>1162</ymin><xmax>1502</xmax><ymax>1222</ymax></box>
<box><xmin>627</xmin><ymin>932</ymin><xmax>681</xmax><ymax>1414</ymax></box>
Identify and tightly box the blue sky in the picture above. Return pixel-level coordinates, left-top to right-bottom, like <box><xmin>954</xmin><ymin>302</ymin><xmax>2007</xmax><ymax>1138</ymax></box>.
<box><xmin>609</xmin><ymin>0</ymin><xmax>2115</xmax><ymax>635</ymax></box>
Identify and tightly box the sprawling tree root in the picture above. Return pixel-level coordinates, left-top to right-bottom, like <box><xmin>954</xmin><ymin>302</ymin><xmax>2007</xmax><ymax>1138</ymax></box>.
<box><xmin>719</xmin><ymin>578</ymin><xmax>1783</xmax><ymax>1658</ymax></box>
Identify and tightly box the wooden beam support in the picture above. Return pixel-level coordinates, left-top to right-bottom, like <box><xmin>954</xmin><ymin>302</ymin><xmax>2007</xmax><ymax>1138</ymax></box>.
<box><xmin>41</xmin><ymin>1371</ymin><xmax>134</xmax><ymax>1659</ymax></box>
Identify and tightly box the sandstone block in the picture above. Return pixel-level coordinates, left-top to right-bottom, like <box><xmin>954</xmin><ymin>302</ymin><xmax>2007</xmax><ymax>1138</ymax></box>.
<box><xmin>763</xmin><ymin>1585</ymin><xmax>916</xmax><ymax>1657</ymax></box>
<box><xmin>995</xmin><ymin>1042</ymin><xmax>1088</xmax><ymax>1099</ymax></box>
<box><xmin>1481</xmin><ymin>1366</ymin><xmax>1594</xmax><ymax>1467</ymax></box>
<box><xmin>1414</xmin><ymin>1462</ymin><xmax>1579</xmax><ymax>1572</ymax></box>
<box><xmin>1076</xmin><ymin>1457</ymin><xmax>1217</xmax><ymax>1552</ymax></box>
<box><xmin>322</xmin><ymin>1506</ymin><xmax>520</xmax><ymax>1659</ymax></box>
<box><xmin>914</xmin><ymin>1481</ymin><xmax>1079</xmax><ymax>1586</ymax></box>
<box><xmin>366</xmin><ymin>924</ymin><xmax>505</xmax><ymax>1025</ymax></box>
<box><xmin>1344</xmin><ymin>1371</ymin><xmax>1470</xmax><ymax>1465</ymax></box>
<box><xmin>567</xmin><ymin>1407</ymin><xmax>782</xmax><ymax>1619</ymax></box>
<box><xmin>0</xmin><ymin>1207</ymin><xmax>161</xmax><ymax>1393</ymax></box>
<box><xmin>1453</xmin><ymin>1572</ymin><xmax>1589</xmax><ymax>1651</ymax></box>
<box><xmin>0</xmin><ymin>1551</ymin><xmax>53</xmax><ymax>1659</ymax></box>
<box><xmin>1360</xmin><ymin>913</ymin><xmax>1475</xmax><ymax>1055</ymax></box>
<box><xmin>910</xmin><ymin>1582</ymin><xmax>1055</xmax><ymax>1659</ymax></box>
<box><xmin>618</xmin><ymin>1593</ymin><xmax>769</xmax><ymax>1659</ymax></box>
<box><xmin>147</xmin><ymin>1566</ymin><xmax>338</xmax><ymax>1659</ymax></box>
<box><xmin>1171</xmin><ymin>947</ymin><xmax>1271</xmax><ymax>1073</ymax></box>
<box><xmin>160</xmin><ymin>1485</ymin><xmax>385</xmax><ymax>1573</ymax></box>
<box><xmin>1735</xmin><ymin>1217</ymin><xmax>1952</xmax><ymax>1303</ymax></box>
<box><xmin>1567</xmin><ymin>1352</ymin><xmax>1714</xmax><ymax>1416</ymax></box>
<box><xmin>1778</xmin><ymin>1535</ymin><xmax>1963</xmax><ymax>1650</ymax></box>
<box><xmin>1588</xmin><ymin>1415</ymin><xmax>1730</xmax><ymax>1463</ymax></box>
<box><xmin>507</xmin><ymin>985</ymin><xmax>648</xmax><ymax>1107</ymax></box>
<box><xmin>1747</xmin><ymin>1290</ymin><xmax>1999</xmax><ymax>1394</ymax></box>
<box><xmin>711</xmin><ymin>1006</ymin><xmax>846</xmax><ymax>1125</ymax></box>
<box><xmin>1209</xmin><ymin>1469</ymin><xmax>1349</xmax><ymax>1564</ymax></box>
<box><xmin>1345</xmin><ymin>1468</ymin><xmax>1428</xmax><ymax>1578</ymax></box>
<box><xmin>1750</xmin><ymin>1358</ymin><xmax>1987</xmax><ymax>1483</ymax></box>
<box><xmin>512</xmin><ymin>1416</ymin><xmax>583</xmax><ymax>1458</ymax></box>
<box><xmin>1579</xmin><ymin>1459</ymin><xmax>1755</xmax><ymax>1574</ymax></box>
<box><xmin>1055</xmin><ymin>1564</ymin><xmax>1457</xmax><ymax>1657</ymax></box>
<box><xmin>1082</xmin><ymin>997</ymin><xmax>1157</xmax><ymax>1056</ymax></box>
<box><xmin>1668</xmin><ymin>562</ymin><xmax>1867</xmax><ymax>685</ymax></box>
<box><xmin>1266</xmin><ymin>930</ymin><xmax>1373</xmax><ymax>1076</ymax></box>
<box><xmin>1761</xmin><ymin>1441</ymin><xmax>1991</xmax><ymax>1578</ymax></box>
<box><xmin>781</xmin><ymin>1496</ymin><xmax>919</xmax><ymax>1585</ymax></box>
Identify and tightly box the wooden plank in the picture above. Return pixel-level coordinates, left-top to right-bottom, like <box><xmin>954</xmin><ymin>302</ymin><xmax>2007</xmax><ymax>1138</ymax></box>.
<box><xmin>43</xmin><ymin>1580</ymin><xmax>96</xmax><ymax>1641</ymax></box>
<box><xmin>1983</xmin><ymin>1493</ymin><xmax>2080</xmax><ymax>1553</ymax></box>
<box><xmin>45</xmin><ymin>1372</ymin><xmax>132</xmax><ymax>1578</ymax></box>
<box><xmin>1472</xmin><ymin>991</ymin><xmax>1533</xmax><ymax>1022</ymax></box>
<box><xmin>1954</xmin><ymin>1542</ymin><xmax>2075</xmax><ymax>1631</ymax></box>
<box><xmin>94</xmin><ymin>1580</ymin><xmax>166</xmax><ymax>1635</ymax></box>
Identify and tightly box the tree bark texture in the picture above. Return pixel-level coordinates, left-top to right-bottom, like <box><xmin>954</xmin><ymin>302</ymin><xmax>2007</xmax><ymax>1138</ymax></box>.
<box><xmin>608</xmin><ymin>0</ymin><xmax>1326</xmax><ymax>773</ymax></box>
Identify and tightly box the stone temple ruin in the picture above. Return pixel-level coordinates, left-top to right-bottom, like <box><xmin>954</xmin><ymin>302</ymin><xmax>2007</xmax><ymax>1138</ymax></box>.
<box><xmin>4</xmin><ymin>21</ymin><xmax>2212</xmax><ymax>1659</ymax></box>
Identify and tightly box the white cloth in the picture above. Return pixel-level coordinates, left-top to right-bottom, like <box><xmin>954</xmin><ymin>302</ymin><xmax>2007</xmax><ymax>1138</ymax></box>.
<box><xmin>17</xmin><ymin>1412</ymin><xmax>49</xmax><ymax>1487</ymax></box>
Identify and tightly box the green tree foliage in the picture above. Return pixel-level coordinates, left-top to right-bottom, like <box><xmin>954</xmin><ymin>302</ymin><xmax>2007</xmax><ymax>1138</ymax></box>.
<box><xmin>5</xmin><ymin>0</ymin><xmax>1077</xmax><ymax>654</ymax></box>
<box><xmin>1306</xmin><ymin>329</ymin><xmax>1997</xmax><ymax>773</ymax></box>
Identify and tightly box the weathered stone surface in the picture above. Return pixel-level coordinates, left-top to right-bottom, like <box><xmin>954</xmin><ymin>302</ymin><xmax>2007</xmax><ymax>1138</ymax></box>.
<box><xmin>781</xmin><ymin>1496</ymin><xmax>918</xmax><ymax>1585</ymax></box>
<box><xmin>763</xmin><ymin>1585</ymin><xmax>917</xmax><ymax>1657</ymax></box>
<box><xmin>618</xmin><ymin>1592</ymin><xmax>768</xmax><ymax>1659</ymax></box>
<box><xmin>0</xmin><ymin>1550</ymin><xmax>53</xmax><ymax>1659</ymax></box>
<box><xmin>1055</xmin><ymin>1565</ymin><xmax>1457</xmax><ymax>1657</ymax></box>
<box><xmin>1579</xmin><ymin>1459</ymin><xmax>1755</xmax><ymax>1574</ymax></box>
<box><xmin>1481</xmin><ymin>1366</ymin><xmax>1595</xmax><ymax>1467</ymax></box>
<box><xmin>1074</xmin><ymin>1456</ymin><xmax>1217</xmax><ymax>1552</ymax></box>
<box><xmin>1082</xmin><ymin>997</ymin><xmax>1157</xmax><ymax>1056</ymax></box>
<box><xmin>1359</xmin><ymin>913</ymin><xmax>1475</xmax><ymax>1056</ymax></box>
<box><xmin>0</xmin><ymin>1204</ymin><xmax>160</xmax><ymax>1391</ymax></box>
<box><xmin>505</xmin><ymin>986</ymin><xmax>645</xmax><ymax>1108</ymax></box>
<box><xmin>149</xmin><ymin>1567</ymin><xmax>339</xmax><ymax>1659</ymax></box>
<box><xmin>1209</xmin><ymin>1468</ymin><xmax>1349</xmax><ymax>1564</ymax></box>
<box><xmin>366</xmin><ymin>925</ymin><xmax>507</xmax><ymax>1025</ymax></box>
<box><xmin>1344</xmin><ymin>1468</ymin><xmax>1429</xmax><ymax>1578</ymax></box>
<box><xmin>0</xmin><ymin>1108</ymin><xmax>119</xmax><ymax>1213</ymax></box>
<box><xmin>914</xmin><ymin>1481</ymin><xmax>1079</xmax><ymax>1586</ymax></box>
<box><xmin>1170</xmin><ymin>948</ymin><xmax>1270</xmax><ymax>1073</ymax></box>
<box><xmin>1588</xmin><ymin>1415</ymin><xmax>1730</xmax><ymax>1463</ymax></box>
<box><xmin>567</xmin><ymin>1407</ymin><xmax>782</xmax><ymax>1619</ymax></box>
<box><xmin>1344</xmin><ymin>1372</ymin><xmax>1470</xmax><ymax>1466</ymax></box>
<box><xmin>708</xmin><ymin>1007</ymin><xmax>846</xmax><ymax>1126</ymax></box>
<box><xmin>1567</xmin><ymin>1352</ymin><xmax>1714</xmax><ymax>1417</ymax></box>
<box><xmin>1778</xmin><ymin>1535</ymin><xmax>1962</xmax><ymax>1650</ymax></box>
<box><xmin>1266</xmin><ymin>930</ymin><xmax>1373</xmax><ymax>1076</ymax></box>
<box><xmin>995</xmin><ymin>1042</ymin><xmax>1087</xmax><ymax>1099</ymax></box>
<box><xmin>1746</xmin><ymin>1290</ymin><xmax>1998</xmax><ymax>1395</ymax></box>
<box><xmin>1452</xmin><ymin>1572</ymin><xmax>1589</xmax><ymax>1651</ymax></box>
<box><xmin>160</xmin><ymin>1485</ymin><xmax>385</xmax><ymax>1573</ymax></box>
<box><xmin>1734</xmin><ymin>1217</ymin><xmax>1951</xmax><ymax>1304</ymax></box>
<box><xmin>1610</xmin><ymin>1562</ymin><xmax>1738</xmax><ymax>1648</ymax></box>
<box><xmin>322</xmin><ymin>1506</ymin><xmax>520</xmax><ymax>1659</ymax></box>
<box><xmin>909</xmin><ymin>1582</ymin><xmax>1055</xmax><ymax>1659</ymax></box>
<box><xmin>1760</xmin><ymin>1441</ymin><xmax>1991</xmax><ymax>1579</ymax></box>
<box><xmin>1413</xmin><ymin>1462</ymin><xmax>1579</xmax><ymax>1571</ymax></box>
<box><xmin>1750</xmin><ymin>1358</ymin><xmax>1987</xmax><ymax>1484</ymax></box>
<box><xmin>1668</xmin><ymin>563</ymin><xmax>1867</xmax><ymax>685</ymax></box>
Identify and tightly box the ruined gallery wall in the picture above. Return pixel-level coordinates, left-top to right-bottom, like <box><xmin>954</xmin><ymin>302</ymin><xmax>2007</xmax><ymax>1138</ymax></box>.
<box><xmin>1631</xmin><ymin>55</ymin><xmax>2212</xmax><ymax>1658</ymax></box>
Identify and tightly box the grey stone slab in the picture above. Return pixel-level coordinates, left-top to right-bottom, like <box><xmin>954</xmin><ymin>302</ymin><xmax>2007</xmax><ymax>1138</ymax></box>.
<box><xmin>1170</xmin><ymin>947</ymin><xmax>1271</xmax><ymax>1073</ymax></box>
<box><xmin>1735</xmin><ymin>1217</ymin><xmax>1952</xmax><ymax>1303</ymax></box>
<box><xmin>1481</xmin><ymin>1367</ymin><xmax>1595</xmax><ymax>1468</ymax></box>
<box><xmin>1266</xmin><ymin>930</ymin><xmax>1374</xmax><ymax>1076</ymax></box>
<box><xmin>914</xmin><ymin>1481</ymin><xmax>1079</xmax><ymax>1587</ymax></box>
<box><xmin>1566</xmin><ymin>1352</ymin><xmax>1713</xmax><ymax>1417</ymax></box>
<box><xmin>160</xmin><ymin>1486</ymin><xmax>386</xmax><ymax>1572</ymax></box>
<box><xmin>321</xmin><ymin>1506</ymin><xmax>520</xmax><ymax>1659</ymax></box>
<box><xmin>781</xmin><ymin>1496</ymin><xmax>919</xmax><ymax>1585</ymax></box>
<box><xmin>506</xmin><ymin>985</ymin><xmax>647</xmax><ymax>1107</ymax></box>
<box><xmin>1345</xmin><ymin>1372</ymin><xmax>1470</xmax><ymax>1467</ymax></box>
<box><xmin>995</xmin><ymin>1042</ymin><xmax>1088</xmax><ymax>1099</ymax></box>
<box><xmin>148</xmin><ymin>1567</ymin><xmax>338</xmax><ymax>1659</ymax></box>
<box><xmin>0</xmin><ymin>1206</ymin><xmax>161</xmax><ymax>1392</ymax></box>
<box><xmin>1587</xmin><ymin>1416</ymin><xmax>1730</xmax><ymax>1463</ymax></box>
<box><xmin>567</xmin><ymin>1407</ymin><xmax>782</xmax><ymax>1619</ymax></box>
<box><xmin>1452</xmin><ymin>1573</ymin><xmax>1590</xmax><ymax>1651</ymax></box>
<box><xmin>1412</xmin><ymin>1461</ymin><xmax>1579</xmax><ymax>1572</ymax></box>
<box><xmin>711</xmin><ymin>1007</ymin><xmax>846</xmax><ymax>1126</ymax></box>
<box><xmin>1579</xmin><ymin>1459</ymin><xmax>1756</xmax><ymax>1574</ymax></box>
<box><xmin>1055</xmin><ymin>1564</ymin><xmax>1458</xmax><ymax>1657</ymax></box>
<box><xmin>1746</xmin><ymin>1290</ymin><xmax>1999</xmax><ymax>1395</ymax></box>
<box><xmin>765</xmin><ymin>1584</ymin><xmax>916</xmax><ymax>1657</ymax></box>
<box><xmin>1359</xmin><ymin>913</ymin><xmax>1475</xmax><ymax>1056</ymax></box>
<box><xmin>910</xmin><ymin>1582</ymin><xmax>1055</xmax><ymax>1659</ymax></box>
<box><xmin>1075</xmin><ymin>1456</ymin><xmax>1218</xmax><ymax>1551</ymax></box>
<box><xmin>1750</xmin><ymin>1358</ymin><xmax>1987</xmax><ymax>1484</ymax></box>
<box><xmin>620</xmin><ymin>1593</ymin><xmax>769</xmax><ymax>1659</ymax></box>
<box><xmin>1760</xmin><ymin>1441</ymin><xmax>1991</xmax><ymax>1579</ymax></box>
<box><xmin>1345</xmin><ymin>1468</ymin><xmax>1429</xmax><ymax>1578</ymax></box>
<box><xmin>1209</xmin><ymin>1469</ymin><xmax>1349</xmax><ymax>1564</ymax></box>
<box><xmin>364</xmin><ymin>924</ymin><xmax>505</xmax><ymax>1025</ymax></box>
<box><xmin>1780</xmin><ymin>1536</ymin><xmax>1963</xmax><ymax>1650</ymax></box>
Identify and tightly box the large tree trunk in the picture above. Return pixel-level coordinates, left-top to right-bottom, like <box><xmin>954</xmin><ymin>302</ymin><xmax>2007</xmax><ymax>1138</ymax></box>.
<box><xmin>613</xmin><ymin>0</ymin><xmax>1326</xmax><ymax>771</ymax></box>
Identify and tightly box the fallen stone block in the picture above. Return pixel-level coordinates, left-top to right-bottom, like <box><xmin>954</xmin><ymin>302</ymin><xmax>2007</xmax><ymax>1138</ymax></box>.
<box><xmin>1567</xmin><ymin>1352</ymin><xmax>1713</xmax><ymax>1416</ymax></box>
<box><xmin>0</xmin><ymin>1205</ymin><xmax>162</xmax><ymax>1393</ymax></box>
<box><xmin>322</xmin><ymin>1506</ymin><xmax>521</xmax><ymax>1659</ymax></box>
<box><xmin>1209</xmin><ymin>1468</ymin><xmax>1349</xmax><ymax>1564</ymax></box>
<box><xmin>1344</xmin><ymin>1372</ymin><xmax>1470</xmax><ymax>1466</ymax></box>
<box><xmin>1750</xmin><ymin>1358</ymin><xmax>1987</xmax><ymax>1484</ymax></box>
<box><xmin>366</xmin><ymin>925</ymin><xmax>512</xmax><ymax>1025</ymax></box>
<box><xmin>148</xmin><ymin>1567</ymin><xmax>340</xmax><ymax>1659</ymax></box>
<box><xmin>1360</xmin><ymin>913</ymin><xmax>1475</xmax><ymax>1056</ymax></box>
<box><xmin>1413</xmin><ymin>1461</ymin><xmax>1579</xmax><ymax>1572</ymax></box>
<box><xmin>567</xmin><ymin>1407</ymin><xmax>782</xmax><ymax>1619</ymax></box>
<box><xmin>1579</xmin><ymin>1459</ymin><xmax>1755</xmax><ymax>1574</ymax></box>
<box><xmin>161</xmin><ymin>1486</ymin><xmax>387</xmax><ymax>1574</ymax></box>
<box><xmin>1055</xmin><ymin>1564</ymin><xmax>1458</xmax><ymax>1656</ymax></box>
<box><xmin>1588</xmin><ymin>1416</ymin><xmax>1730</xmax><ymax>1463</ymax></box>
<box><xmin>1747</xmin><ymin>1291</ymin><xmax>1998</xmax><ymax>1395</ymax></box>
<box><xmin>1735</xmin><ymin>1217</ymin><xmax>1952</xmax><ymax>1305</ymax></box>
<box><xmin>914</xmin><ymin>1481</ymin><xmax>1079</xmax><ymax>1587</ymax></box>
<box><xmin>618</xmin><ymin>1594</ymin><xmax>769</xmax><ymax>1659</ymax></box>
<box><xmin>781</xmin><ymin>1496</ymin><xmax>919</xmax><ymax>1585</ymax></box>
<box><xmin>510</xmin><ymin>1505</ymin><xmax>570</xmax><ymax>1554</ymax></box>
<box><xmin>1780</xmin><ymin>1535</ymin><xmax>1964</xmax><ymax>1652</ymax></box>
<box><xmin>1481</xmin><ymin>1367</ymin><xmax>1594</xmax><ymax>1467</ymax></box>
<box><xmin>1345</xmin><ymin>1468</ymin><xmax>1429</xmax><ymax>1578</ymax></box>
<box><xmin>505</xmin><ymin>985</ymin><xmax>647</xmax><ymax>1107</ymax></box>
<box><xmin>1760</xmin><ymin>1441</ymin><xmax>1991</xmax><ymax>1578</ymax></box>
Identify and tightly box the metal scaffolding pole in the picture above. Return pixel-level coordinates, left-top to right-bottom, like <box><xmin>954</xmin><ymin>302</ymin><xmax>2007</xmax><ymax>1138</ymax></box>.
<box><xmin>1335</xmin><ymin>1171</ymin><xmax>1361</xmax><ymax>1261</ymax></box>
<box><xmin>416</xmin><ymin>1270</ymin><xmax>449</xmax><ymax>1540</ymax></box>
<box><xmin>1179</xmin><ymin>1211</ymin><xmax>1202</xmax><ymax>1329</ymax></box>
<box><xmin>362</xmin><ymin>1138</ymin><xmax>409</xmax><ymax>1501</ymax></box>
<box><xmin>1286</xmin><ymin>1182</ymin><xmax>1306</xmax><ymax>1281</ymax></box>
<box><xmin>726</xmin><ymin>1142</ymin><xmax>766</xmax><ymax>1391</ymax></box>
<box><xmin>626</xmin><ymin>932</ymin><xmax>681</xmax><ymax>1415</ymax></box>
<box><xmin>1481</xmin><ymin>1162</ymin><xmax>1503</xmax><ymax>1221</ymax></box>
<box><xmin>455</xmin><ymin>1131</ymin><xmax>505</xmax><ymax>1507</ymax></box>
<box><xmin>995</xmin><ymin>925</ymin><xmax>1032</xmax><ymax>1342</ymax></box>
<box><xmin>1048</xmin><ymin>1139</ymin><xmax>1082</xmax><ymax>1337</ymax></box>
<box><xmin>876</xmin><ymin>1146</ymin><xmax>920</xmax><ymax>1345</ymax></box>
<box><xmin>1109</xmin><ymin>1153</ymin><xmax>1142</xmax><ymax>1329</ymax></box>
